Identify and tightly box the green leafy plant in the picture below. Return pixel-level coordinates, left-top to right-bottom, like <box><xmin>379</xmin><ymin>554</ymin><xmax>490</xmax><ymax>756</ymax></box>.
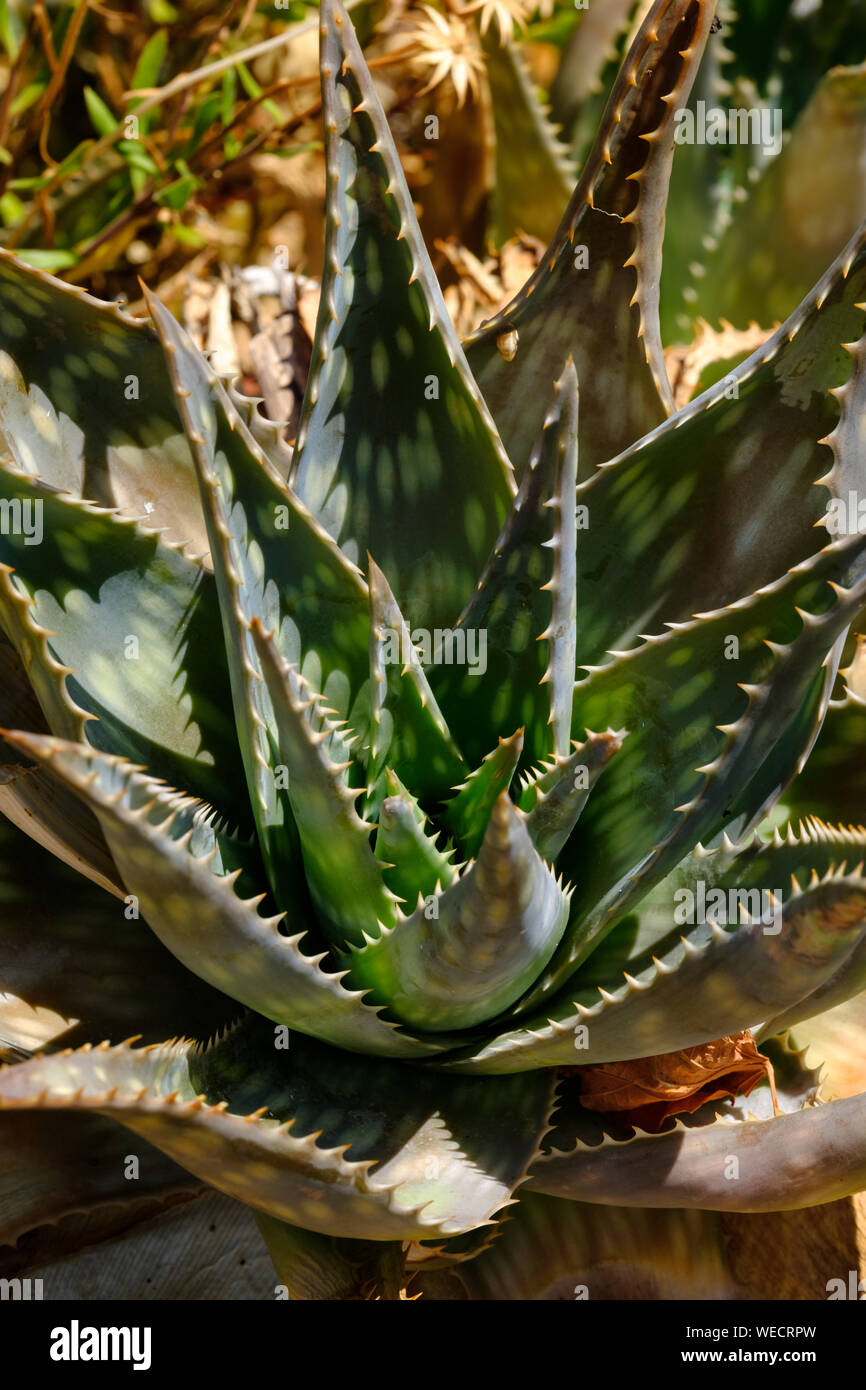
<box><xmin>0</xmin><ymin>0</ymin><xmax>865</xmax><ymax>1300</ymax></box>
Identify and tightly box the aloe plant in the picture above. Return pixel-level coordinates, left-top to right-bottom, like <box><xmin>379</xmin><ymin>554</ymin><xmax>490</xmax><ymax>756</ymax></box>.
<box><xmin>0</xmin><ymin>0</ymin><xmax>865</xmax><ymax>1300</ymax></box>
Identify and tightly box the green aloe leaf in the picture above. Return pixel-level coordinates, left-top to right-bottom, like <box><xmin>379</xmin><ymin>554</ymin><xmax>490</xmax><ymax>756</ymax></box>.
<box><xmin>429</xmin><ymin>360</ymin><xmax>578</xmax><ymax>769</ymax></box>
<box><xmin>0</xmin><ymin>463</ymin><xmax>248</xmax><ymax>822</ymax></box>
<box><xmin>576</xmin><ymin>225</ymin><xmax>866</xmax><ymax>672</ymax></box>
<box><xmin>0</xmin><ymin>1019</ymin><xmax>555</xmax><ymax>1241</ymax></box>
<box><xmin>465</xmin><ymin>0</ymin><xmax>719</xmax><ymax>476</ymax></box>
<box><xmin>440</xmin><ymin>729</ymin><xmax>524</xmax><ymax>859</ymax></box>
<box><xmin>550</xmin><ymin>537</ymin><xmax>866</xmax><ymax>979</ymax></box>
<box><xmin>443</xmin><ymin>862</ymin><xmax>866</xmax><ymax>1074</ymax></box>
<box><xmin>374</xmin><ymin>772</ymin><xmax>457</xmax><ymax>907</ymax></box>
<box><xmin>518</xmin><ymin>730</ymin><xmax>625</xmax><ymax>860</ymax></box>
<box><xmin>291</xmin><ymin>0</ymin><xmax>515</xmax><ymax>628</ymax></box>
<box><xmin>339</xmin><ymin>792</ymin><xmax>571</xmax><ymax>1032</ymax></box>
<box><xmin>0</xmin><ymin>634</ymin><xmax>121</xmax><ymax>894</ymax></box>
<box><xmin>251</xmin><ymin>623</ymin><xmax>402</xmax><ymax>949</ymax></box>
<box><xmin>3</xmin><ymin>731</ymin><xmax>442</xmax><ymax>1061</ymax></box>
<box><xmin>0</xmin><ymin>812</ymin><xmax>233</xmax><ymax>1053</ymax></box>
<box><xmin>481</xmin><ymin>31</ymin><xmax>575</xmax><ymax>247</ymax></box>
<box><xmin>529</xmin><ymin>1090</ymin><xmax>866</xmax><ymax>1212</ymax></box>
<box><xmin>576</xmin><ymin>819</ymin><xmax>866</xmax><ymax>996</ymax></box>
<box><xmin>0</xmin><ymin>251</ymin><xmax>206</xmax><ymax>551</ymax></box>
<box><xmin>149</xmin><ymin>290</ymin><xmax>371</xmax><ymax>912</ymax></box>
<box><xmin>366</xmin><ymin>558</ymin><xmax>466</xmax><ymax>808</ymax></box>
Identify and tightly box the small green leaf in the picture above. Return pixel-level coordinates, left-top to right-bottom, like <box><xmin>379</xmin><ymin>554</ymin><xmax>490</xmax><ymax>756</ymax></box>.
<box><xmin>83</xmin><ymin>86</ymin><xmax>118</xmax><ymax>137</ymax></box>
<box><xmin>11</xmin><ymin>249</ymin><xmax>78</xmax><ymax>271</ymax></box>
<box><xmin>131</xmin><ymin>30</ymin><xmax>168</xmax><ymax>96</ymax></box>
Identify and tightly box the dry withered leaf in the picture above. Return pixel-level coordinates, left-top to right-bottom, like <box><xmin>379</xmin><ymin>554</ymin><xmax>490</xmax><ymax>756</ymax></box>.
<box><xmin>567</xmin><ymin>1030</ymin><xmax>778</xmax><ymax>1133</ymax></box>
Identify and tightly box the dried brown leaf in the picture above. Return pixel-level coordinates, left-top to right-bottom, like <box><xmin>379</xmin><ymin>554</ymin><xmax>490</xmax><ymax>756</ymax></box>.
<box><xmin>567</xmin><ymin>1030</ymin><xmax>778</xmax><ymax>1132</ymax></box>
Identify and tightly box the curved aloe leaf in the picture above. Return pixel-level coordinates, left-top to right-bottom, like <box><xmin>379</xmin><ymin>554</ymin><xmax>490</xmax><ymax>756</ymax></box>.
<box><xmin>576</xmin><ymin>224</ymin><xmax>866</xmax><ymax>671</ymax></box>
<box><xmin>0</xmin><ymin>250</ymin><xmax>206</xmax><ymax>551</ymax></box>
<box><xmin>291</xmin><ymin>0</ymin><xmax>514</xmax><ymax>628</ymax></box>
<box><xmin>554</xmin><ymin>538</ymin><xmax>866</xmax><ymax>975</ymax></box>
<box><xmin>251</xmin><ymin>623</ymin><xmax>402</xmax><ymax>949</ymax></box>
<box><xmin>366</xmin><ymin>559</ymin><xmax>466</xmax><ymax>807</ymax></box>
<box><xmin>374</xmin><ymin>774</ymin><xmax>457</xmax><ymax>906</ymax></box>
<box><xmin>0</xmin><ymin>1021</ymin><xmax>555</xmax><ymax>1241</ymax></box>
<box><xmin>518</xmin><ymin>730</ymin><xmax>624</xmax><ymax>860</ymax></box>
<box><xmin>578</xmin><ymin>819</ymin><xmax>866</xmax><ymax>992</ymax></box>
<box><xmin>430</xmin><ymin>360</ymin><xmax>578</xmax><ymax>768</ymax></box>
<box><xmin>149</xmin><ymin>290</ymin><xmax>371</xmax><ymax>912</ymax></box>
<box><xmin>339</xmin><ymin>793</ymin><xmax>571</xmax><ymax>1032</ymax></box>
<box><xmin>529</xmin><ymin>1090</ymin><xmax>866</xmax><ymax>1212</ymax></box>
<box><xmin>482</xmin><ymin>31</ymin><xmax>575</xmax><ymax>247</ymax></box>
<box><xmin>440</xmin><ymin>728</ymin><xmax>524</xmax><ymax>859</ymax></box>
<box><xmin>443</xmin><ymin>866</ymin><xmax>866</xmax><ymax>1073</ymax></box>
<box><xmin>0</xmin><ymin>636</ymin><xmax>121</xmax><ymax>894</ymax></box>
<box><xmin>465</xmin><ymin>0</ymin><xmax>719</xmax><ymax>474</ymax></box>
<box><xmin>3</xmin><ymin>730</ymin><xmax>447</xmax><ymax>1060</ymax></box>
<box><xmin>0</xmin><ymin>464</ymin><xmax>247</xmax><ymax>823</ymax></box>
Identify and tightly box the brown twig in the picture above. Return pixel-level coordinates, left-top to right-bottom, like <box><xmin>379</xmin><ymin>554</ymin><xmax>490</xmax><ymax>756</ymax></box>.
<box><xmin>0</xmin><ymin>13</ymin><xmax>36</xmax><ymax>152</ymax></box>
<box><xmin>33</xmin><ymin>2</ymin><xmax>58</xmax><ymax>72</ymax></box>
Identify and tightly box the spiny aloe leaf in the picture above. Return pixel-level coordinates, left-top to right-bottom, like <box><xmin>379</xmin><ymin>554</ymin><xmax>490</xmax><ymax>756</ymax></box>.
<box><xmin>720</xmin><ymin>655</ymin><xmax>833</xmax><ymax>844</ymax></box>
<box><xmin>291</xmin><ymin>0</ymin><xmax>514</xmax><ymax>627</ymax></box>
<box><xmin>439</xmin><ymin>728</ymin><xmax>524</xmax><ymax>859</ymax></box>
<box><xmin>0</xmin><ymin>636</ymin><xmax>122</xmax><ymax>895</ymax></box>
<box><xmin>548</xmin><ymin>537</ymin><xmax>866</xmax><ymax>980</ymax></box>
<box><xmin>149</xmin><ymin>290</ymin><xmax>371</xmax><ymax>913</ymax></box>
<box><xmin>0</xmin><ymin>1110</ymin><xmax>201</xmax><ymax>1251</ymax></box>
<box><xmin>149</xmin><ymin>292</ymin><xmax>370</xmax><ymax>706</ymax></box>
<box><xmin>251</xmin><ymin>622</ymin><xmax>401</xmax><ymax>948</ymax></box>
<box><xmin>225</xmin><ymin>377</ymin><xmax>294</xmax><ymax>483</ymax></box>
<box><xmin>680</xmin><ymin>64</ymin><xmax>866</xmax><ymax>333</ymax></box>
<box><xmin>430</xmin><ymin>360</ymin><xmax>577</xmax><ymax>769</ymax></box>
<box><xmin>3</xmin><ymin>731</ymin><xmax>441</xmax><ymax>1061</ymax></box>
<box><xmin>576</xmin><ymin>224</ymin><xmax>866</xmax><ymax>670</ymax></box>
<box><xmin>481</xmin><ymin>30</ymin><xmax>575</xmax><ymax>247</ymax></box>
<box><xmin>339</xmin><ymin>794</ymin><xmax>571</xmax><ymax>1032</ymax></box>
<box><xmin>0</xmin><ymin>464</ymin><xmax>248</xmax><ymax>822</ymax></box>
<box><xmin>442</xmin><ymin>865</ymin><xmax>866</xmax><ymax>1074</ymax></box>
<box><xmin>465</xmin><ymin>0</ymin><xmax>719</xmax><ymax>475</ymax></box>
<box><xmin>518</xmin><ymin>729</ymin><xmax>625</xmax><ymax>860</ymax></box>
<box><xmin>657</xmin><ymin>4</ymin><xmax>736</xmax><ymax>344</ymax></box>
<box><xmin>577</xmin><ymin>819</ymin><xmax>866</xmax><ymax>996</ymax></box>
<box><xmin>529</xmin><ymin>1090</ymin><xmax>866</xmax><ymax>1212</ymax></box>
<box><xmin>0</xmin><ymin>812</ymin><xmax>234</xmax><ymax>1052</ymax></box>
<box><xmin>0</xmin><ymin>1021</ymin><xmax>555</xmax><ymax>1241</ymax></box>
<box><xmin>366</xmin><ymin>558</ymin><xmax>466</xmax><ymax>808</ymax></box>
<box><xmin>0</xmin><ymin>250</ymin><xmax>206</xmax><ymax>551</ymax></box>
<box><xmin>374</xmin><ymin>772</ymin><xmax>457</xmax><ymax>906</ymax></box>
<box><xmin>549</xmin><ymin>0</ymin><xmax>637</xmax><ymax>142</ymax></box>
